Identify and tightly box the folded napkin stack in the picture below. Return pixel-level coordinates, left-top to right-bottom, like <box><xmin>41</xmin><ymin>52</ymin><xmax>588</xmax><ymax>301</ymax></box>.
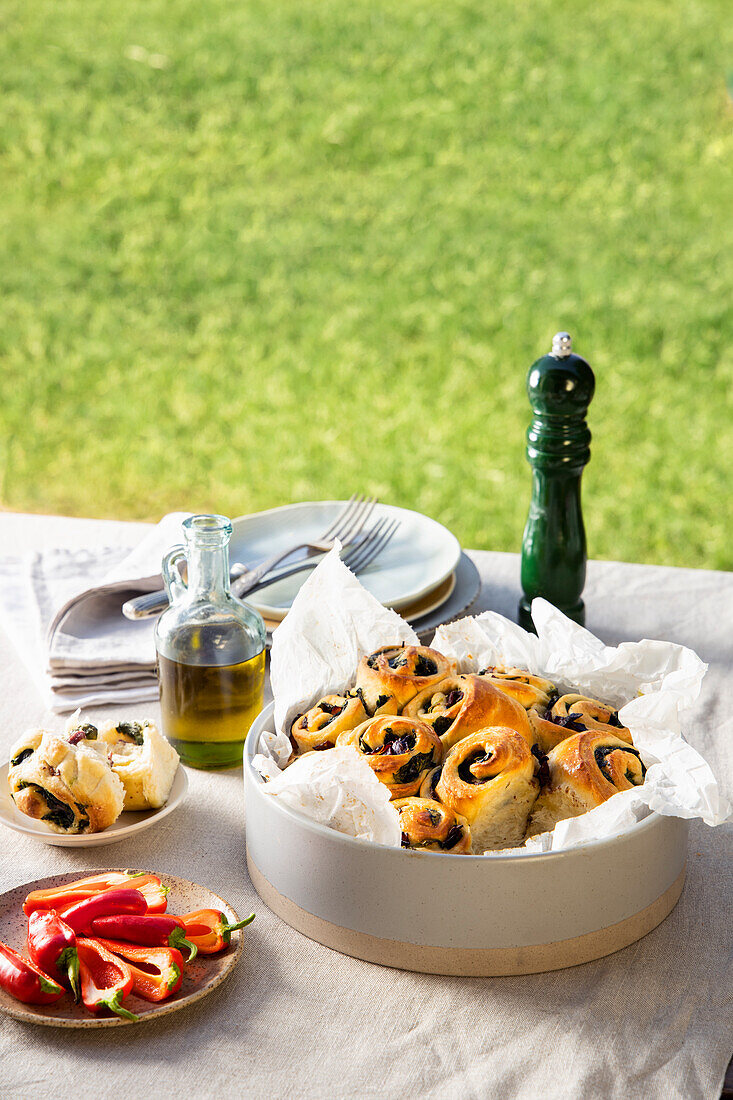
<box><xmin>0</xmin><ymin>514</ymin><xmax>188</xmax><ymax>712</ymax></box>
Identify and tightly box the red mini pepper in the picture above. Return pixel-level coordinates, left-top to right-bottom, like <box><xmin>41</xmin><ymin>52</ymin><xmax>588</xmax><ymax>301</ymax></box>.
<box><xmin>92</xmin><ymin>938</ymin><xmax>183</xmax><ymax>1003</ymax></box>
<box><xmin>24</xmin><ymin>872</ymin><xmax>169</xmax><ymax>916</ymax></box>
<box><xmin>176</xmin><ymin>909</ymin><xmax>255</xmax><ymax>954</ymax></box>
<box><xmin>76</xmin><ymin>937</ymin><xmax>138</xmax><ymax>1021</ymax></box>
<box><xmin>88</xmin><ymin>914</ymin><xmax>197</xmax><ymax>962</ymax></box>
<box><xmin>0</xmin><ymin>940</ymin><xmax>65</xmax><ymax>1005</ymax></box>
<box><xmin>62</xmin><ymin>889</ymin><xmax>147</xmax><ymax>934</ymax></box>
<box><xmin>27</xmin><ymin>910</ymin><xmax>80</xmax><ymax>1001</ymax></box>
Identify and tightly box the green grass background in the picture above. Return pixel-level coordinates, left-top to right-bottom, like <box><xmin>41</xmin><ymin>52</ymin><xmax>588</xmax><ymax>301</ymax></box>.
<box><xmin>1</xmin><ymin>0</ymin><xmax>731</xmax><ymax>568</ymax></box>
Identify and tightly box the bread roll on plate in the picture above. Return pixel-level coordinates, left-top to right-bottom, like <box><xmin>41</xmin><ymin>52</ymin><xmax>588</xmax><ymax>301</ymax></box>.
<box><xmin>9</xmin><ymin>726</ymin><xmax>124</xmax><ymax>833</ymax></box>
<box><xmin>404</xmin><ymin>673</ymin><xmax>532</xmax><ymax>752</ymax></box>
<box><xmin>436</xmin><ymin>727</ymin><xmax>539</xmax><ymax>853</ymax></box>
<box><xmin>99</xmin><ymin>719</ymin><xmax>179</xmax><ymax>811</ymax></box>
<box><xmin>527</xmin><ymin>730</ymin><xmax>646</xmax><ymax>837</ymax></box>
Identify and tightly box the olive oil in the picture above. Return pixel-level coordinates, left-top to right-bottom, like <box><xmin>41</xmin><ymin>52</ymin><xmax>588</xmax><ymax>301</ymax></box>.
<box><xmin>154</xmin><ymin>514</ymin><xmax>267</xmax><ymax>770</ymax></box>
<box><xmin>158</xmin><ymin>649</ymin><xmax>265</xmax><ymax>769</ymax></box>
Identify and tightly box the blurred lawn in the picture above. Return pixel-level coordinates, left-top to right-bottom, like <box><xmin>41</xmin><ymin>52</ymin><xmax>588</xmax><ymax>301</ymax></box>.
<box><xmin>1</xmin><ymin>0</ymin><xmax>731</xmax><ymax>568</ymax></box>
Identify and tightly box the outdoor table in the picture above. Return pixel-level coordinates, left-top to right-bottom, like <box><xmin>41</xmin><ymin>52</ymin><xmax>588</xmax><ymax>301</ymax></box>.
<box><xmin>0</xmin><ymin>512</ymin><xmax>730</xmax><ymax>1100</ymax></box>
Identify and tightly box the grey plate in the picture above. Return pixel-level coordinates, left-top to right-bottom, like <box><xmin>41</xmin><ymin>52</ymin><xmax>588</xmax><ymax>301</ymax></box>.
<box><xmin>0</xmin><ymin>870</ymin><xmax>247</xmax><ymax>1027</ymax></box>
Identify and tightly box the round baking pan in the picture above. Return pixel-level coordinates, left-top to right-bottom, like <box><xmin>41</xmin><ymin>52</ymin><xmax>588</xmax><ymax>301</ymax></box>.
<box><xmin>244</xmin><ymin>703</ymin><xmax>687</xmax><ymax>976</ymax></box>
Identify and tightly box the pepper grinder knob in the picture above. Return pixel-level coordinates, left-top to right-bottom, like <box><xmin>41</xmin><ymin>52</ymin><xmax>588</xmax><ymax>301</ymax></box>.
<box><xmin>518</xmin><ymin>332</ymin><xmax>595</xmax><ymax>631</ymax></box>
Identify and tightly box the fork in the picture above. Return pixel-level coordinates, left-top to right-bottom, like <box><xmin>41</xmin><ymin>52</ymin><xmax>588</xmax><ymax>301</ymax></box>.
<box><xmin>231</xmin><ymin>515</ymin><xmax>400</xmax><ymax>601</ymax></box>
<box><xmin>122</xmin><ymin>495</ymin><xmax>379</xmax><ymax>620</ymax></box>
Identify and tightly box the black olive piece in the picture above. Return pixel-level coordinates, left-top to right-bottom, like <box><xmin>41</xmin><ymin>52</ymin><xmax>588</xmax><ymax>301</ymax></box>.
<box><xmin>412</xmin><ymin>655</ymin><xmax>438</xmax><ymax>678</ymax></box>
<box><xmin>432</xmin><ymin>715</ymin><xmax>453</xmax><ymax>738</ymax></box>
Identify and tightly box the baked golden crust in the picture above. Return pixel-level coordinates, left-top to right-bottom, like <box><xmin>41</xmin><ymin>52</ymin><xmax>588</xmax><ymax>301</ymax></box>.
<box><xmin>528</xmin><ymin>692</ymin><xmax>632</xmax><ymax>753</ymax></box>
<box><xmin>478</xmin><ymin>666</ymin><xmax>557</xmax><ymax>712</ymax></box>
<box><xmin>404</xmin><ymin>673</ymin><xmax>532</xmax><ymax>752</ymax></box>
<box><xmin>436</xmin><ymin>727</ymin><xmax>539</xmax><ymax>852</ymax></box>
<box><xmin>394</xmin><ymin>797</ymin><xmax>471</xmax><ymax>854</ymax></box>
<box><xmin>290</xmin><ymin>692</ymin><xmax>369</xmax><ymax>754</ymax></box>
<box><xmin>527</xmin><ymin>731</ymin><xmax>646</xmax><ymax>837</ymax></box>
<box><xmin>336</xmin><ymin>715</ymin><xmax>443</xmax><ymax>799</ymax></box>
<box><xmin>355</xmin><ymin>645</ymin><xmax>456</xmax><ymax>714</ymax></box>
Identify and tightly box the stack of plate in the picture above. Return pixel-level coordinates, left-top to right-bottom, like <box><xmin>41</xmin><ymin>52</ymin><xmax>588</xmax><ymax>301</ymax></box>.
<box><xmin>227</xmin><ymin>502</ymin><xmax>481</xmax><ymax>642</ymax></box>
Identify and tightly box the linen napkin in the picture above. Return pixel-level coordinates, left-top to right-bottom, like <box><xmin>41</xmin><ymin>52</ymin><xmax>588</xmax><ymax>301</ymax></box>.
<box><xmin>0</xmin><ymin>513</ymin><xmax>189</xmax><ymax>712</ymax></box>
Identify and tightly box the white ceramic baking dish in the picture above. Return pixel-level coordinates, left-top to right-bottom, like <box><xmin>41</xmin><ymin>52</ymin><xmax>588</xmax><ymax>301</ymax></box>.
<box><xmin>244</xmin><ymin>703</ymin><xmax>688</xmax><ymax>976</ymax></box>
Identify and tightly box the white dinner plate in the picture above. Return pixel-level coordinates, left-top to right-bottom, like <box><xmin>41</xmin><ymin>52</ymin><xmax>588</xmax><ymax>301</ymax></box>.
<box><xmin>231</xmin><ymin>502</ymin><xmax>461</xmax><ymax>619</ymax></box>
<box><xmin>0</xmin><ymin>763</ymin><xmax>188</xmax><ymax>847</ymax></box>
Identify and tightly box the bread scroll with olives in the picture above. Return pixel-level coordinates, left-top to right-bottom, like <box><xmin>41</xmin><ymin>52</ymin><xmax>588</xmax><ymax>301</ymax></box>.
<box><xmin>290</xmin><ymin>692</ymin><xmax>370</xmax><ymax>754</ymax></box>
<box><xmin>99</xmin><ymin>719</ymin><xmax>179</xmax><ymax>811</ymax></box>
<box><xmin>8</xmin><ymin>723</ymin><xmax>124</xmax><ymax>834</ymax></box>
<box><xmin>336</xmin><ymin>716</ymin><xmax>442</xmax><ymax>799</ymax></box>
<box><xmin>436</xmin><ymin>727</ymin><xmax>539</xmax><ymax>852</ymax></box>
<box><xmin>404</xmin><ymin>673</ymin><xmax>532</xmax><ymax>752</ymax></box>
<box><xmin>394</xmin><ymin>797</ymin><xmax>471</xmax><ymax>854</ymax></box>
<box><xmin>355</xmin><ymin>645</ymin><xmax>456</xmax><ymax>714</ymax></box>
<box><xmin>528</xmin><ymin>692</ymin><xmax>632</xmax><ymax>753</ymax></box>
<box><xmin>527</xmin><ymin>731</ymin><xmax>646</xmax><ymax>837</ymax></box>
<box><xmin>478</xmin><ymin>666</ymin><xmax>557</xmax><ymax>713</ymax></box>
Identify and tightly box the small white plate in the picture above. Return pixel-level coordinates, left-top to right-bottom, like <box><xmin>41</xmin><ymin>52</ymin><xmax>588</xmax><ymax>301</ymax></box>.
<box><xmin>231</xmin><ymin>502</ymin><xmax>461</xmax><ymax>620</ymax></box>
<box><xmin>0</xmin><ymin>764</ymin><xmax>188</xmax><ymax>847</ymax></box>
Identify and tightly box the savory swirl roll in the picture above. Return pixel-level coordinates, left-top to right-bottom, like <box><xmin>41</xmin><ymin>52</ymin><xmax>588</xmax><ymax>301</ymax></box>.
<box><xmin>355</xmin><ymin>645</ymin><xmax>456</xmax><ymax>714</ymax></box>
<box><xmin>404</xmin><ymin>674</ymin><xmax>532</xmax><ymax>752</ymax></box>
<box><xmin>98</xmin><ymin>719</ymin><xmax>179</xmax><ymax>810</ymax></box>
<box><xmin>478</xmin><ymin>666</ymin><xmax>557</xmax><ymax>712</ymax></box>
<box><xmin>528</xmin><ymin>692</ymin><xmax>632</xmax><ymax>753</ymax></box>
<box><xmin>527</xmin><ymin>731</ymin><xmax>646</xmax><ymax>836</ymax></box>
<box><xmin>394</xmin><ymin>797</ymin><xmax>471</xmax><ymax>854</ymax></box>
<box><xmin>336</xmin><ymin>716</ymin><xmax>442</xmax><ymax>799</ymax></box>
<box><xmin>9</xmin><ymin>729</ymin><xmax>124</xmax><ymax>833</ymax></box>
<box><xmin>289</xmin><ymin>692</ymin><xmax>369</xmax><ymax>754</ymax></box>
<box><xmin>436</xmin><ymin>727</ymin><xmax>539</xmax><ymax>852</ymax></box>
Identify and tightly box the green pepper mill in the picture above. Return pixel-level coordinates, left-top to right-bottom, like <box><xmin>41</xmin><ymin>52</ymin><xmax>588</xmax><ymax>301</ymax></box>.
<box><xmin>518</xmin><ymin>332</ymin><xmax>595</xmax><ymax>631</ymax></box>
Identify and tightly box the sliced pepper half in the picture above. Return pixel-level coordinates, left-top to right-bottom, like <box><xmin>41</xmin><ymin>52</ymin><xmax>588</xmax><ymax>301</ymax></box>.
<box><xmin>77</xmin><ymin>937</ymin><xmax>138</xmax><ymax>1021</ymax></box>
<box><xmin>92</xmin><ymin>938</ymin><xmax>183</xmax><ymax>1003</ymax></box>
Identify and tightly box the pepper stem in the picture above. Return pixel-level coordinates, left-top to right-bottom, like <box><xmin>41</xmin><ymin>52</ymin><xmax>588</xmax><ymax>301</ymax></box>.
<box><xmin>222</xmin><ymin>913</ymin><xmax>256</xmax><ymax>934</ymax></box>
<box><xmin>169</xmin><ymin>926</ymin><xmax>198</xmax><ymax>962</ymax></box>
<box><xmin>104</xmin><ymin>990</ymin><xmax>139</xmax><ymax>1022</ymax></box>
<box><xmin>58</xmin><ymin>946</ymin><xmax>81</xmax><ymax>1002</ymax></box>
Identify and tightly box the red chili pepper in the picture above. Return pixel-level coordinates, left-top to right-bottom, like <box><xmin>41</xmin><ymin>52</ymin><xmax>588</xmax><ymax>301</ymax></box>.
<box><xmin>62</xmin><ymin>889</ymin><xmax>147</xmax><ymax>934</ymax></box>
<box><xmin>77</xmin><ymin>937</ymin><xmax>138</xmax><ymax>1021</ymax></box>
<box><xmin>24</xmin><ymin>872</ymin><xmax>169</xmax><ymax>916</ymax></box>
<box><xmin>0</xmin><ymin>941</ymin><xmax>65</xmax><ymax>1005</ymax></box>
<box><xmin>88</xmin><ymin>914</ymin><xmax>197</xmax><ymax>962</ymax></box>
<box><xmin>176</xmin><ymin>909</ymin><xmax>255</xmax><ymax>954</ymax></box>
<box><xmin>27</xmin><ymin>910</ymin><xmax>80</xmax><ymax>1002</ymax></box>
<box><xmin>92</xmin><ymin>938</ymin><xmax>183</xmax><ymax>1003</ymax></box>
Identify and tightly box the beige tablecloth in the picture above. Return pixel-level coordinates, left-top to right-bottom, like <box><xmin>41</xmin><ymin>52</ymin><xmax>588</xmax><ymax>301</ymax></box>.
<box><xmin>0</xmin><ymin>513</ymin><xmax>730</xmax><ymax>1100</ymax></box>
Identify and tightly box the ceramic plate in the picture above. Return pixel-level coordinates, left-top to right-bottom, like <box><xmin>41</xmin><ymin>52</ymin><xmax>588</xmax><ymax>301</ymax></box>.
<box><xmin>0</xmin><ymin>870</ymin><xmax>247</xmax><ymax>1027</ymax></box>
<box><xmin>0</xmin><ymin>764</ymin><xmax>188</xmax><ymax>847</ymax></box>
<box><xmin>231</xmin><ymin>502</ymin><xmax>461</xmax><ymax>618</ymax></box>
